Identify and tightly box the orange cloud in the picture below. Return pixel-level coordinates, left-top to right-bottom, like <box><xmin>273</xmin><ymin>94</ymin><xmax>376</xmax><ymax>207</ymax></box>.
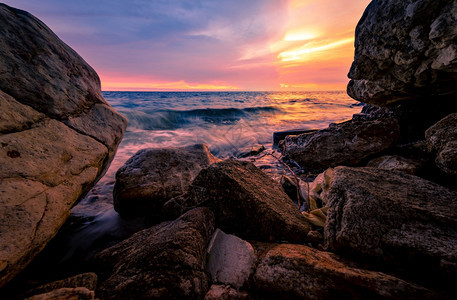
<box><xmin>233</xmin><ymin>0</ymin><xmax>370</xmax><ymax>90</ymax></box>
<box><xmin>268</xmin><ymin>0</ymin><xmax>371</xmax><ymax>90</ymax></box>
<box><xmin>278</xmin><ymin>37</ymin><xmax>354</xmax><ymax>63</ymax></box>
<box><xmin>101</xmin><ymin>77</ymin><xmax>239</xmax><ymax>91</ymax></box>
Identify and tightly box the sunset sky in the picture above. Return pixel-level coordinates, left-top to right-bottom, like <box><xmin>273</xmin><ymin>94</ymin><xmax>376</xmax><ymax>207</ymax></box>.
<box><xmin>5</xmin><ymin>0</ymin><xmax>371</xmax><ymax>91</ymax></box>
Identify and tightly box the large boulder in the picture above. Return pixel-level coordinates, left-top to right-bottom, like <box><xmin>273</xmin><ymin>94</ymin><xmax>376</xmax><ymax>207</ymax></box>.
<box><xmin>0</xmin><ymin>4</ymin><xmax>127</xmax><ymax>287</ymax></box>
<box><xmin>94</xmin><ymin>208</ymin><xmax>215</xmax><ymax>299</ymax></box>
<box><xmin>281</xmin><ymin>119</ymin><xmax>400</xmax><ymax>171</ymax></box>
<box><xmin>172</xmin><ymin>160</ymin><xmax>311</xmax><ymax>243</ymax></box>
<box><xmin>347</xmin><ymin>0</ymin><xmax>457</xmax><ymax>105</ymax></box>
<box><xmin>324</xmin><ymin>167</ymin><xmax>457</xmax><ymax>286</ymax></box>
<box><xmin>253</xmin><ymin>244</ymin><xmax>437</xmax><ymax>299</ymax></box>
<box><xmin>113</xmin><ymin>144</ymin><xmax>220</xmax><ymax>216</ymax></box>
<box><xmin>425</xmin><ymin>113</ymin><xmax>457</xmax><ymax>175</ymax></box>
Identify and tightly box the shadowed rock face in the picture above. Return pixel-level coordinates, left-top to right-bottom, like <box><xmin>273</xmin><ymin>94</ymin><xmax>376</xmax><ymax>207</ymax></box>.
<box><xmin>425</xmin><ymin>113</ymin><xmax>457</xmax><ymax>175</ymax></box>
<box><xmin>113</xmin><ymin>144</ymin><xmax>221</xmax><ymax>217</ymax></box>
<box><xmin>281</xmin><ymin>118</ymin><xmax>400</xmax><ymax>172</ymax></box>
<box><xmin>348</xmin><ymin>0</ymin><xmax>457</xmax><ymax>105</ymax></box>
<box><xmin>0</xmin><ymin>4</ymin><xmax>127</xmax><ymax>287</ymax></box>
<box><xmin>184</xmin><ymin>160</ymin><xmax>311</xmax><ymax>243</ymax></box>
<box><xmin>94</xmin><ymin>208</ymin><xmax>215</xmax><ymax>300</ymax></box>
<box><xmin>324</xmin><ymin>167</ymin><xmax>457</xmax><ymax>286</ymax></box>
<box><xmin>253</xmin><ymin>244</ymin><xmax>438</xmax><ymax>300</ymax></box>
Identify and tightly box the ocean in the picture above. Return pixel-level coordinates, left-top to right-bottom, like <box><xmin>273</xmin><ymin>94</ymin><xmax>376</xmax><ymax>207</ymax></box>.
<box><xmin>61</xmin><ymin>91</ymin><xmax>362</xmax><ymax>263</ymax></box>
<box><xmin>102</xmin><ymin>91</ymin><xmax>361</xmax><ymax>179</ymax></box>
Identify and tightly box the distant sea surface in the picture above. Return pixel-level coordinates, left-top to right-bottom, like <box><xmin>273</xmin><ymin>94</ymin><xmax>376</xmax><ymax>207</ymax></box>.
<box><xmin>66</xmin><ymin>91</ymin><xmax>361</xmax><ymax>259</ymax></box>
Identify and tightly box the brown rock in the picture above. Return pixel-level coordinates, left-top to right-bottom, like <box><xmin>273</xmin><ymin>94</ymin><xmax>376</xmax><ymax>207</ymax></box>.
<box><xmin>179</xmin><ymin>160</ymin><xmax>311</xmax><ymax>242</ymax></box>
<box><xmin>347</xmin><ymin>0</ymin><xmax>457</xmax><ymax>105</ymax></box>
<box><xmin>113</xmin><ymin>144</ymin><xmax>220</xmax><ymax>216</ymax></box>
<box><xmin>425</xmin><ymin>113</ymin><xmax>457</xmax><ymax>175</ymax></box>
<box><xmin>24</xmin><ymin>287</ymin><xmax>94</xmax><ymax>300</ymax></box>
<box><xmin>0</xmin><ymin>4</ymin><xmax>127</xmax><ymax>287</ymax></box>
<box><xmin>23</xmin><ymin>273</ymin><xmax>97</xmax><ymax>299</ymax></box>
<box><xmin>281</xmin><ymin>119</ymin><xmax>400</xmax><ymax>171</ymax></box>
<box><xmin>95</xmin><ymin>208</ymin><xmax>215</xmax><ymax>299</ymax></box>
<box><xmin>253</xmin><ymin>243</ymin><xmax>438</xmax><ymax>299</ymax></box>
<box><xmin>324</xmin><ymin>167</ymin><xmax>457</xmax><ymax>286</ymax></box>
<box><xmin>204</xmin><ymin>285</ymin><xmax>248</xmax><ymax>300</ymax></box>
<box><xmin>306</xmin><ymin>230</ymin><xmax>323</xmax><ymax>245</ymax></box>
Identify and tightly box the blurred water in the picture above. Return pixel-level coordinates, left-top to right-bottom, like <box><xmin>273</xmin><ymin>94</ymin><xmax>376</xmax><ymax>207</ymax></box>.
<box><xmin>98</xmin><ymin>91</ymin><xmax>362</xmax><ymax>185</ymax></box>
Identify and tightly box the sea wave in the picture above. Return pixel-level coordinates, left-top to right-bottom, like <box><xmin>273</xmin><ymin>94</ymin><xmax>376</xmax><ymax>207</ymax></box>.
<box><xmin>120</xmin><ymin>106</ymin><xmax>282</xmax><ymax>130</ymax></box>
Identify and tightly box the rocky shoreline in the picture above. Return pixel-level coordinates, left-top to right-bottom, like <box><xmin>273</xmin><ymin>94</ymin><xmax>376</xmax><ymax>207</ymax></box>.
<box><xmin>1</xmin><ymin>0</ymin><xmax>457</xmax><ymax>299</ymax></box>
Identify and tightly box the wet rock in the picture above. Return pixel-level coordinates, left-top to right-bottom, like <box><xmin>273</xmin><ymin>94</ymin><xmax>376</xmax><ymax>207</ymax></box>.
<box><xmin>24</xmin><ymin>287</ymin><xmax>94</xmax><ymax>300</ymax></box>
<box><xmin>113</xmin><ymin>144</ymin><xmax>220</xmax><ymax>216</ymax></box>
<box><xmin>178</xmin><ymin>160</ymin><xmax>311</xmax><ymax>242</ymax></box>
<box><xmin>236</xmin><ymin>143</ymin><xmax>265</xmax><ymax>158</ymax></box>
<box><xmin>273</xmin><ymin>129</ymin><xmax>317</xmax><ymax>146</ymax></box>
<box><xmin>23</xmin><ymin>273</ymin><xmax>97</xmax><ymax>299</ymax></box>
<box><xmin>206</xmin><ymin>229</ymin><xmax>255</xmax><ymax>289</ymax></box>
<box><xmin>425</xmin><ymin>113</ymin><xmax>457</xmax><ymax>175</ymax></box>
<box><xmin>95</xmin><ymin>208</ymin><xmax>215</xmax><ymax>299</ymax></box>
<box><xmin>281</xmin><ymin>119</ymin><xmax>400</xmax><ymax>172</ymax></box>
<box><xmin>0</xmin><ymin>4</ymin><xmax>127</xmax><ymax>287</ymax></box>
<box><xmin>324</xmin><ymin>167</ymin><xmax>457</xmax><ymax>286</ymax></box>
<box><xmin>347</xmin><ymin>0</ymin><xmax>457</xmax><ymax>105</ymax></box>
<box><xmin>253</xmin><ymin>243</ymin><xmax>438</xmax><ymax>299</ymax></box>
<box><xmin>204</xmin><ymin>285</ymin><xmax>248</xmax><ymax>300</ymax></box>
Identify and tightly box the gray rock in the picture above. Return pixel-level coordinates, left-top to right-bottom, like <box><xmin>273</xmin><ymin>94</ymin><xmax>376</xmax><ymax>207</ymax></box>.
<box><xmin>206</xmin><ymin>229</ymin><xmax>255</xmax><ymax>289</ymax></box>
<box><xmin>281</xmin><ymin>119</ymin><xmax>400</xmax><ymax>171</ymax></box>
<box><xmin>425</xmin><ymin>113</ymin><xmax>457</xmax><ymax>175</ymax></box>
<box><xmin>253</xmin><ymin>243</ymin><xmax>438</xmax><ymax>299</ymax></box>
<box><xmin>366</xmin><ymin>155</ymin><xmax>426</xmax><ymax>175</ymax></box>
<box><xmin>179</xmin><ymin>160</ymin><xmax>311</xmax><ymax>242</ymax></box>
<box><xmin>324</xmin><ymin>167</ymin><xmax>457</xmax><ymax>285</ymax></box>
<box><xmin>347</xmin><ymin>0</ymin><xmax>457</xmax><ymax>105</ymax></box>
<box><xmin>113</xmin><ymin>144</ymin><xmax>220</xmax><ymax>216</ymax></box>
<box><xmin>95</xmin><ymin>208</ymin><xmax>215</xmax><ymax>299</ymax></box>
<box><xmin>0</xmin><ymin>4</ymin><xmax>127</xmax><ymax>287</ymax></box>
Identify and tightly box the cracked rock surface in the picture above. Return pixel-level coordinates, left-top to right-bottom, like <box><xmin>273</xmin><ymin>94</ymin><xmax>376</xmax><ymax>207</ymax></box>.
<box><xmin>347</xmin><ymin>0</ymin><xmax>457</xmax><ymax>105</ymax></box>
<box><xmin>0</xmin><ymin>4</ymin><xmax>127</xmax><ymax>287</ymax></box>
<box><xmin>324</xmin><ymin>167</ymin><xmax>457</xmax><ymax>287</ymax></box>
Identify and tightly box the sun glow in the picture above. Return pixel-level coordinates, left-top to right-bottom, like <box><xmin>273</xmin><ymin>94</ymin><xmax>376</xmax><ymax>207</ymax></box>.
<box><xmin>284</xmin><ymin>30</ymin><xmax>319</xmax><ymax>41</ymax></box>
<box><xmin>265</xmin><ymin>0</ymin><xmax>371</xmax><ymax>90</ymax></box>
<box><xmin>278</xmin><ymin>37</ymin><xmax>355</xmax><ymax>62</ymax></box>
